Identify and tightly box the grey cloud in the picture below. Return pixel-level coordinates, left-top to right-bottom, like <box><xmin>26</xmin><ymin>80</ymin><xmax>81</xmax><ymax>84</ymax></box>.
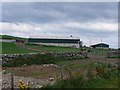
<box><xmin>1</xmin><ymin>2</ymin><xmax>118</xmax><ymax>48</ymax></box>
<box><xmin>2</xmin><ymin>2</ymin><xmax>117</xmax><ymax>23</ymax></box>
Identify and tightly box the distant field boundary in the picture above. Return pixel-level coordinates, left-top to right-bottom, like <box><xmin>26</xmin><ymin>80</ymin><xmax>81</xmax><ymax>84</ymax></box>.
<box><xmin>2</xmin><ymin>51</ymin><xmax>89</xmax><ymax>65</ymax></box>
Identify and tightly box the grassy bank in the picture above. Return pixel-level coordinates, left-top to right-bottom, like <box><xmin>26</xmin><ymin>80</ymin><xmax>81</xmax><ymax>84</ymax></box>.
<box><xmin>1</xmin><ymin>42</ymin><xmax>38</xmax><ymax>54</ymax></box>
<box><xmin>26</xmin><ymin>43</ymin><xmax>80</xmax><ymax>52</ymax></box>
<box><xmin>1</xmin><ymin>42</ymin><xmax>81</xmax><ymax>54</ymax></box>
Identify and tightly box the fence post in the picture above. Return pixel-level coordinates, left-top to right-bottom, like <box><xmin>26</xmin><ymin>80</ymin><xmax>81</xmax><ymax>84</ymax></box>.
<box><xmin>11</xmin><ymin>73</ymin><xmax>14</xmax><ymax>90</ymax></box>
<box><xmin>60</xmin><ymin>65</ymin><xmax>64</xmax><ymax>81</ymax></box>
<box><xmin>60</xmin><ymin>64</ymin><xmax>64</xmax><ymax>88</ymax></box>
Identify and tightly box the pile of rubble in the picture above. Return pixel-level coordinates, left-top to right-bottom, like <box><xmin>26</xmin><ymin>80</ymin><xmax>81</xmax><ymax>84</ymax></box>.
<box><xmin>2</xmin><ymin>73</ymin><xmax>55</xmax><ymax>89</ymax></box>
<box><xmin>1</xmin><ymin>51</ymin><xmax>89</xmax><ymax>64</ymax></box>
<box><xmin>1</xmin><ymin>53</ymin><xmax>38</xmax><ymax>64</ymax></box>
<box><xmin>54</xmin><ymin>51</ymin><xmax>89</xmax><ymax>59</ymax></box>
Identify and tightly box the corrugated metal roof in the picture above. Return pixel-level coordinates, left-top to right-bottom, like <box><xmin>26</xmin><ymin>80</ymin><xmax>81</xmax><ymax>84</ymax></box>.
<box><xmin>28</xmin><ymin>38</ymin><xmax>81</xmax><ymax>43</ymax></box>
<box><xmin>29</xmin><ymin>36</ymin><xmax>80</xmax><ymax>39</ymax></box>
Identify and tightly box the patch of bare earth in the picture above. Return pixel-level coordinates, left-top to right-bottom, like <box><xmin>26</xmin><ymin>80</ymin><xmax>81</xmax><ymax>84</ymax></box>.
<box><xmin>2</xmin><ymin>54</ymin><xmax>118</xmax><ymax>88</ymax></box>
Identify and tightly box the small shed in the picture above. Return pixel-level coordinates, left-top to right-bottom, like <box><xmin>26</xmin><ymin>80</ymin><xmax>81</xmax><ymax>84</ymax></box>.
<box><xmin>91</xmin><ymin>43</ymin><xmax>109</xmax><ymax>49</ymax></box>
<box><xmin>15</xmin><ymin>40</ymin><xmax>25</xmax><ymax>47</ymax></box>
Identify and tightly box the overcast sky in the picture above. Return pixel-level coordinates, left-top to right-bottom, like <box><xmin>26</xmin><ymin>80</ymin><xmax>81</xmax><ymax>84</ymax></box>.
<box><xmin>1</xmin><ymin>2</ymin><xmax>118</xmax><ymax>48</ymax></box>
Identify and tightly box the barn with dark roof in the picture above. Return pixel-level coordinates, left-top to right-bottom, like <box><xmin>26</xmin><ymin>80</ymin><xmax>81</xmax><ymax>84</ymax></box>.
<box><xmin>28</xmin><ymin>37</ymin><xmax>82</xmax><ymax>48</ymax></box>
<box><xmin>91</xmin><ymin>43</ymin><xmax>109</xmax><ymax>49</ymax></box>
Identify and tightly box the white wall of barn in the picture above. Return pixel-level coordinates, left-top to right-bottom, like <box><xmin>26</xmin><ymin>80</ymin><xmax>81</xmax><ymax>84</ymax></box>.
<box><xmin>29</xmin><ymin>43</ymin><xmax>80</xmax><ymax>48</ymax></box>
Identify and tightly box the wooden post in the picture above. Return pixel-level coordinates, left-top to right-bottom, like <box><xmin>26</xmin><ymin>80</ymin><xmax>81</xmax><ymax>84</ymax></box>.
<box><xmin>11</xmin><ymin>73</ymin><xmax>14</xmax><ymax>90</ymax></box>
<box><xmin>60</xmin><ymin>65</ymin><xmax>64</xmax><ymax>81</ymax></box>
<box><xmin>60</xmin><ymin>65</ymin><xmax>64</xmax><ymax>88</ymax></box>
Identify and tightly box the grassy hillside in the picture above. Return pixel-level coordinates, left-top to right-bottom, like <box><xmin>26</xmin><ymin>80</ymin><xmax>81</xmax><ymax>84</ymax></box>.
<box><xmin>1</xmin><ymin>42</ymin><xmax>38</xmax><ymax>54</ymax></box>
<box><xmin>0</xmin><ymin>35</ymin><xmax>27</xmax><ymax>40</ymax></box>
<box><xmin>1</xmin><ymin>35</ymin><xmax>110</xmax><ymax>54</ymax></box>
<box><xmin>26</xmin><ymin>43</ymin><xmax>80</xmax><ymax>52</ymax></box>
<box><xmin>1</xmin><ymin>42</ymin><xmax>110</xmax><ymax>54</ymax></box>
<box><xmin>1</xmin><ymin>42</ymin><xmax>81</xmax><ymax>54</ymax></box>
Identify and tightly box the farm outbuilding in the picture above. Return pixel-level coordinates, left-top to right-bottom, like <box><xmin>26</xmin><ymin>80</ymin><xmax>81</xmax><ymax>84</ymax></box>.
<box><xmin>28</xmin><ymin>37</ymin><xmax>82</xmax><ymax>48</ymax></box>
<box><xmin>91</xmin><ymin>43</ymin><xmax>109</xmax><ymax>49</ymax></box>
<box><xmin>15</xmin><ymin>40</ymin><xmax>26</xmax><ymax>48</ymax></box>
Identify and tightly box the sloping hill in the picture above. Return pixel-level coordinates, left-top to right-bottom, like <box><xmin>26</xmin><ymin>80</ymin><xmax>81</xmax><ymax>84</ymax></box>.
<box><xmin>1</xmin><ymin>42</ymin><xmax>80</xmax><ymax>54</ymax></box>
<box><xmin>0</xmin><ymin>35</ymin><xmax>27</xmax><ymax>40</ymax></box>
<box><xmin>1</xmin><ymin>42</ymin><xmax>38</xmax><ymax>54</ymax></box>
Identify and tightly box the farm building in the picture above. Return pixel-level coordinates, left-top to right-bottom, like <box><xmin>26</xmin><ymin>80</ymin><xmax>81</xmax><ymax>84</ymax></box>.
<box><xmin>91</xmin><ymin>43</ymin><xmax>109</xmax><ymax>49</ymax></box>
<box><xmin>15</xmin><ymin>40</ymin><xmax>26</xmax><ymax>47</ymax></box>
<box><xmin>0</xmin><ymin>39</ymin><xmax>15</xmax><ymax>43</ymax></box>
<box><xmin>28</xmin><ymin>37</ymin><xmax>82</xmax><ymax>48</ymax></box>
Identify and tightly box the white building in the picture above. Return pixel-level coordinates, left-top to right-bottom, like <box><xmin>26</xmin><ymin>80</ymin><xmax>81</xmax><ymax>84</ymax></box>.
<box><xmin>28</xmin><ymin>36</ymin><xmax>82</xmax><ymax>48</ymax></box>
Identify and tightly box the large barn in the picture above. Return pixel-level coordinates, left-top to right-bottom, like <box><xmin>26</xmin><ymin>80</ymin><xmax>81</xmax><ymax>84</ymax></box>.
<box><xmin>28</xmin><ymin>37</ymin><xmax>82</xmax><ymax>48</ymax></box>
<box><xmin>91</xmin><ymin>43</ymin><xmax>109</xmax><ymax>49</ymax></box>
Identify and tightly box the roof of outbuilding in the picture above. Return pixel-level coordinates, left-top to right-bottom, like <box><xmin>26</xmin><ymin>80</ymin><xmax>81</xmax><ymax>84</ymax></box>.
<box><xmin>28</xmin><ymin>38</ymin><xmax>81</xmax><ymax>43</ymax></box>
<box><xmin>91</xmin><ymin>43</ymin><xmax>109</xmax><ymax>47</ymax></box>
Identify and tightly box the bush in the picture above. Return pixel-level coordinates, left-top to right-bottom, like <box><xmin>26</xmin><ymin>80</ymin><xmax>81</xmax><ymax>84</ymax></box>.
<box><xmin>43</xmin><ymin>68</ymin><xmax>119</xmax><ymax>88</ymax></box>
<box><xmin>43</xmin><ymin>75</ymin><xmax>87</xmax><ymax>88</ymax></box>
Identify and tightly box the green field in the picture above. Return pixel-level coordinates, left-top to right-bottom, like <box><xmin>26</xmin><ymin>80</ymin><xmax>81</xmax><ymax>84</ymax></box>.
<box><xmin>1</xmin><ymin>42</ymin><xmax>81</xmax><ymax>54</ymax></box>
<box><xmin>1</xmin><ymin>42</ymin><xmax>111</xmax><ymax>54</ymax></box>
<box><xmin>1</xmin><ymin>42</ymin><xmax>38</xmax><ymax>54</ymax></box>
<box><xmin>26</xmin><ymin>43</ymin><xmax>80</xmax><ymax>52</ymax></box>
<box><xmin>1</xmin><ymin>35</ymin><xmax>111</xmax><ymax>55</ymax></box>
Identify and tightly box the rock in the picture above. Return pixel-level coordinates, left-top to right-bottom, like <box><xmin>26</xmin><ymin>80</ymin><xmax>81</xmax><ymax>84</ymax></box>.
<box><xmin>23</xmin><ymin>64</ymin><xmax>27</xmax><ymax>67</ymax></box>
<box><xmin>49</xmin><ymin>78</ymin><xmax>54</xmax><ymax>81</ymax></box>
<box><xmin>2</xmin><ymin>70</ymin><xmax>6</xmax><ymax>73</ymax></box>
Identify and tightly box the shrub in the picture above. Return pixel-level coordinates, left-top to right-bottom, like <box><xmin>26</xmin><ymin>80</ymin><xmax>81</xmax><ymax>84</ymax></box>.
<box><xmin>43</xmin><ymin>68</ymin><xmax>119</xmax><ymax>88</ymax></box>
